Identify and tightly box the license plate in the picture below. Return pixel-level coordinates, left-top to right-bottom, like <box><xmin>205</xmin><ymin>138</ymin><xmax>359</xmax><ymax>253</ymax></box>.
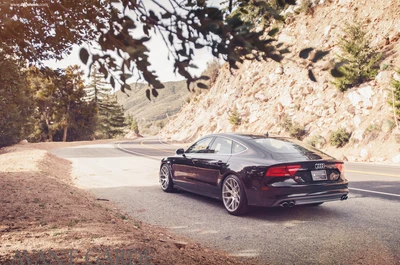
<box><xmin>311</xmin><ymin>170</ymin><xmax>327</xmax><ymax>181</ymax></box>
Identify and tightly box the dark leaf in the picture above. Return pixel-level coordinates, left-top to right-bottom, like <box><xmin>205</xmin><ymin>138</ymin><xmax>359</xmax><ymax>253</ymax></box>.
<box><xmin>146</xmin><ymin>89</ymin><xmax>151</xmax><ymax>100</ymax></box>
<box><xmin>276</xmin><ymin>0</ymin><xmax>286</xmax><ymax>7</ymax></box>
<box><xmin>152</xmin><ymin>80</ymin><xmax>165</xmax><ymax>89</ymax></box>
<box><xmin>120</xmin><ymin>73</ymin><xmax>132</xmax><ymax>82</ymax></box>
<box><xmin>312</xmin><ymin>50</ymin><xmax>330</xmax><ymax>63</ymax></box>
<box><xmin>198</xmin><ymin>75</ymin><xmax>210</xmax><ymax>81</ymax></box>
<box><xmin>331</xmin><ymin>67</ymin><xmax>345</xmax><ymax>78</ymax></box>
<box><xmin>299</xmin><ymin>48</ymin><xmax>314</xmax><ymax>59</ymax></box>
<box><xmin>110</xmin><ymin>76</ymin><xmax>115</xmax><ymax>89</ymax></box>
<box><xmin>194</xmin><ymin>43</ymin><xmax>204</xmax><ymax>49</ymax></box>
<box><xmin>79</xmin><ymin>48</ymin><xmax>89</xmax><ymax>65</ymax></box>
<box><xmin>268</xmin><ymin>28</ymin><xmax>279</xmax><ymax>37</ymax></box>
<box><xmin>308</xmin><ymin>69</ymin><xmax>317</xmax><ymax>82</ymax></box>
<box><xmin>285</xmin><ymin>0</ymin><xmax>297</xmax><ymax>5</ymax></box>
<box><xmin>197</xmin><ymin>82</ymin><xmax>208</xmax><ymax>89</ymax></box>
<box><xmin>161</xmin><ymin>12</ymin><xmax>172</xmax><ymax>19</ymax></box>
<box><xmin>269</xmin><ymin>54</ymin><xmax>283</xmax><ymax>62</ymax></box>
<box><xmin>151</xmin><ymin>88</ymin><xmax>158</xmax><ymax>97</ymax></box>
<box><xmin>279</xmin><ymin>48</ymin><xmax>291</xmax><ymax>54</ymax></box>
<box><xmin>168</xmin><ymin>34</ymin><xmax>173</xmax><ymax>45</ymax></box>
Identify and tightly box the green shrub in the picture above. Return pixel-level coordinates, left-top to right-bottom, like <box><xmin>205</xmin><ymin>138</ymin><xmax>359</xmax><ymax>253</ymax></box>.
<box><xmin>329</xmin><ymin>128</ymin><xmax>351</xmax><ymax>147</ymax></box>
<box><xmin>306</xmin><ymin>135</ymin><xmax>326</xmax><ymax>149</ymax></box>
<box><xmin>289</xmin><ymin>124</ymin><xmax>306</xmax><ymax>140</ymax></box>
<box><xmin>280</xmin><ymin>117</ymin><xmax>306</xmax><ymax>140</ymax></box>
<box><xmin>131</xmin><ymin>119</ymin><xmax>139</xmax><ymax>134</ymax></box>
<box><xmin>332</xmin><ymin>22</ymin><xmax>381</xmax><ymax>92</ymax></box>
<box><xmin>363</xmin><ymin>123</ymin><xmax>380</xmax><ymax>141</ymax></box>
<box><xmin>280</xmin><ymin>117</ymin><xmax>292</xmax><ymax>131</ymax></box>
<box><xmin>228</xmin><ymin>108</ymin><xmax>242</xmax><ymax>126</ymax></box>
<box><xmin>388</xmin><ymin>69</ymin><xmax>400</xmax><ymax>129</ymax></box>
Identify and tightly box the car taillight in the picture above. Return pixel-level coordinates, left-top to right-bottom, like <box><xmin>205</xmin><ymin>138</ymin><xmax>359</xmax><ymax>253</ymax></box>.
<box><xmin>335</xmin><ymin>163</ymin><xmax>344</xmax><ymax>173</ymax></box>
<box><xmin>265</xmin><ymin>164</ymin><xmax>301</xmax><ymax>177</ymax></box>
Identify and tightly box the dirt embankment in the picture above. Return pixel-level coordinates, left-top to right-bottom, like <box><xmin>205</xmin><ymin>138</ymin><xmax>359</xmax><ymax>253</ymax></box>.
<box><xmin>0</xmin><ymin>143</ymin><xmax>261</xmax><ymax>265</ymax></box>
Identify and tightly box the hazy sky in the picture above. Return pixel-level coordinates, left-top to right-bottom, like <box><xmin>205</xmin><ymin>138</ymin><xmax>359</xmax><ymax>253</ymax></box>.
<box><xmin>43</xmin><ymin>0</ymin><xmax>223</xmax><ymax>83</ymax></box>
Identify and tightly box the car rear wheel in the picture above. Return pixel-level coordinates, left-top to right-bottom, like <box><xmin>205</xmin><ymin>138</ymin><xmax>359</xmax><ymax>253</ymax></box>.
<box><xmin>160</xmin><ymin>164</ymin><xmax>175</xmax><ymax>192</ymax></box>
<box><xmin>222</xmin><ymin>175</ymin><xmax>248</xmax><ymax>216</ymax></box>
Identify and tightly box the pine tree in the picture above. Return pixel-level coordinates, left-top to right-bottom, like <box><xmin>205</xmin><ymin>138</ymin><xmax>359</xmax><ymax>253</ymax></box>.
<box><xmin>97</xmin><ymin>95</ymin><xmax>126</xmax><ymax>139</ymax></box>
<box><xmin>332</xmin><ymin>22</ymin><xmax>381</xmax><ymax>92</ymax></box>
<box><xmin>85</xmin><ymin>65</ymin><xmax>111</xmax><ymax>104</ymax></box>
<box><xmin>85</xmin><ymin>66</ymin><xmax>126</xmax><ymax>139</ymax></box>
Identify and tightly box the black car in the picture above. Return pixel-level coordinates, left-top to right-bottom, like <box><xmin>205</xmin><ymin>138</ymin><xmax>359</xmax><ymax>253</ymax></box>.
<box><xmin>159</xmin><ymin>133</ymin><xmax>348</xmax><ymax>215</ymax></box>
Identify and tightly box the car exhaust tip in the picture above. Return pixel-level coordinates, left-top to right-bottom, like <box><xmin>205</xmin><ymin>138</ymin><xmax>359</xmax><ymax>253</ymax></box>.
<box><xmin>341</xmin><ymin>195</ymin><xmax>348</xmax><ymax>201</ymax></box>
<box><xmin>280</xmin><ymin>202</ymin><xmax>289</xmax><ymax>208</ymax></box>
<box><xmin>279</xmin><ymin>201</ymin><xmax>295</xmax><ymax>208</ymax></box>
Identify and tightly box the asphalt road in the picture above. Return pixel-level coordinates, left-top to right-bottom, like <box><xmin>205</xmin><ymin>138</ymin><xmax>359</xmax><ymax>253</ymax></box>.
<box><xmin>52</xmin><ymin>137</ymin><xmax>400</xmax><ymax>265</ymax></box>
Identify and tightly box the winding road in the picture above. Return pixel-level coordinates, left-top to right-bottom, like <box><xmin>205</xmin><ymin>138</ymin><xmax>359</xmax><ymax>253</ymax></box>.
<box><xmin>51</xmin><ymin>137</ymin><xmax>400</xmax><ymax>265</ymax></box>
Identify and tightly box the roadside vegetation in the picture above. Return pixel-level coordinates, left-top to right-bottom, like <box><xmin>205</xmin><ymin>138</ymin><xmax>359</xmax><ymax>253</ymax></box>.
<box><xmin>329</xmin><ymin>128</ymin><xmax>351</xmax><ymax>148</ymax></box>
<box><xmin>388</xmin><ymin>69</ymin><xmax>400</xmax><ymax>130</ymax></box>
<box><xmin>228</xmin><ymin>108</ymin><xmax>242</xmax><ymax>126</ymax></box>
<box><xmin>0</xmin><ymin>57</ymin><xmax>127</xmax><ymax>148</ymax></box>
<box><xmin>0</xmin><ymin>52</ymin><xmax>34</xmax><ymax>148</ymax></box>
<box><xmin>280</xmin><ymin>117</ymin><xmax>307</xmax><ymax>140</ymax></box>
<box><xmin>332</xmin><ymin>21</ymin><xmax>381</xmax><ymax>92</ymax></box>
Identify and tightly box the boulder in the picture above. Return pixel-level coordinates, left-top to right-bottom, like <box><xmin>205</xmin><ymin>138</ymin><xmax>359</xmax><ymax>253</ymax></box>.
<box><xmin>348</xmin><ymin>91</ymin><xmax>363</xmax><ymax>107</ymax></box>
<box><xmin>353</xmin><ymin>115</ymin><xmax>362</xmax><ymax>127</ymax></box>
<box><xmin>358</xmin><ymin>86</ymin><xmax>374</xmax><ymax>99</ymax></box>
<box><xmin>280</xmin><ymin>93</ymin><xmax>293</xmax><ymax>107</ymax></box>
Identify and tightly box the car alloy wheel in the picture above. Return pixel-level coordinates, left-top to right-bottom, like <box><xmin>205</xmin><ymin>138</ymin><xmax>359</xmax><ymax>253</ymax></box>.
<box><xmin>222</xmin><ymin>175</ymin><xmax>248</xmax><ymax>215</ymax></box>
<box><xmin>160</xmin><ymin>164</ymin><xmax>174</xmax><ymax>192</ymax></box>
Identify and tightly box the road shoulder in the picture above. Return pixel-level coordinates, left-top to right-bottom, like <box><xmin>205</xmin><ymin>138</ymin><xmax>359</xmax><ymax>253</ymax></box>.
<box><xmin>0</xmin><ymin>143</ymin><xmax>260</xmax><ymax>265</ymax></box>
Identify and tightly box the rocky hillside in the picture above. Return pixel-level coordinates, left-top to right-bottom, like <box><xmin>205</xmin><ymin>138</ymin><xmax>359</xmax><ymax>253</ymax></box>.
<box><xmin>161</xmin><ymin>0</ymin><xmax>400</xmax><ymax>164</ymax></box>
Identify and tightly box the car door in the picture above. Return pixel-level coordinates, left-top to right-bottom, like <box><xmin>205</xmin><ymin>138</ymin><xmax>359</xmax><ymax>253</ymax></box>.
<box><xmin>171</xmin><ymin>137</ymin><xmax>214</xmax><ymax>191</ymax></box>
<box><xmin>192</xmin><ymin>137</ymin><xmax>233</xmax><ymax>198</ymax></box>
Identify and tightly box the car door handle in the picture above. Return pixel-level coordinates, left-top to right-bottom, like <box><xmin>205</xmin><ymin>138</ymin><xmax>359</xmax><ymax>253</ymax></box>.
<box><xmin>192</xmin><ymin>159</ymin><xmax>199</xmax><ymax>163</ymax></box>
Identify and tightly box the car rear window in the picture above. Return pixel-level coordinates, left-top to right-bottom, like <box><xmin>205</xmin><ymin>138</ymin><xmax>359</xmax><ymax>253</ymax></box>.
<box><xmin>252</xmin><ymin>137</ymin><xmax>333</xmax><ymax>160</ymax></box>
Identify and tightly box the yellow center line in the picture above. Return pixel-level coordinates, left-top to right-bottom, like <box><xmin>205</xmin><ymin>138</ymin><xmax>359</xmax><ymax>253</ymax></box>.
<box><xmin>347</xmin><ymin>170</ymin><xmax>400</xmax><ymax>178</ymax></box>
<box><xmin>140</xmin><ymin>139</ymin><xmax>175</xmax><ymax>153</ymax></box>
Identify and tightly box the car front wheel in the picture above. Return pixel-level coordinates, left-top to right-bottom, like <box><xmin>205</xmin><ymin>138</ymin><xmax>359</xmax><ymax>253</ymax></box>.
<box><xmin>160</xmin><ymin>164</ymin><xmax>175</xmax><ymax>192</ymax></box>
<box><xmin>222</xmin><ymin>175</ymin><xmax>248</xmax><ymax>216</ymax></box>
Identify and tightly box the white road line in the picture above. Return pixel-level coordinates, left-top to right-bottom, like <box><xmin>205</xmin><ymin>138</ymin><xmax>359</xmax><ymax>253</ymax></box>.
<box><xmin>349</xmin><ymin>187</ymin><xmax>400</xmax><ymax>198</ymax></box>
<box><xmin>116</xmin><ymin>141</ymin><xmax>161</xmax><ymax>160</ymax></box>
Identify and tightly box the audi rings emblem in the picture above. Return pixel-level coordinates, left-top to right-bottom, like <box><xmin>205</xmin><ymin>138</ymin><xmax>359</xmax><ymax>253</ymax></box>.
<box><xmin>315</xmin><ymin>163</ymin><xmax>325</xmax><ymax>170</ymax></box>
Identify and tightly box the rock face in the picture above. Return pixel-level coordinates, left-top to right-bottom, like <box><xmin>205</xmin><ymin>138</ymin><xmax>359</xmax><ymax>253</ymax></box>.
<box><xmin>161</xmin><ymin>1</ymin><xmax>400</xmax><ymax>163</ymax></box>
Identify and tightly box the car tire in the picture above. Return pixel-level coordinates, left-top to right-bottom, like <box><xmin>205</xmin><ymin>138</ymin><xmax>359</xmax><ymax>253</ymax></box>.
<box><xmin>159</xmin><ymin>164</ymin><xmax>175</xmax><ymax>192</ymax></box>
<box><xmin>222</xmin><ymin>175</ymin><xmax>248</xmax><ymax>216</ymax></box>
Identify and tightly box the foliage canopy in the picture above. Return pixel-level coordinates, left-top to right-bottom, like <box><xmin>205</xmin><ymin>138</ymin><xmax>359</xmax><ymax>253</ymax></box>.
<box><xmin>1</xmin><ymin>0</ymin><xmax>299</xmax><ymax>99</ymax></box>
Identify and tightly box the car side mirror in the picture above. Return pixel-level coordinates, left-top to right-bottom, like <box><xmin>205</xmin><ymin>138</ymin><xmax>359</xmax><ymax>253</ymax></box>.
<box><xmin>176</xmin><ymin>148</ymin><xmax>185</xmax><ymax>156</ymax></box>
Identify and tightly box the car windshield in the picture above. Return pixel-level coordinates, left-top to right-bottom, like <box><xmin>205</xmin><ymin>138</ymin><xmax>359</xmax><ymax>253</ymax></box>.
<box><xmin>251</xmin><ymin>137</ymin><xmax>333</xmax><ymax>161</ymax></box>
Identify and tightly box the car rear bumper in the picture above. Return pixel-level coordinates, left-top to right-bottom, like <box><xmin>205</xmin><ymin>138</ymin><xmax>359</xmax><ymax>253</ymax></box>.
<box><xmin>246</xmin><ymin>184</ymin><xmax>349</xmax><ymax>207</ymax></box>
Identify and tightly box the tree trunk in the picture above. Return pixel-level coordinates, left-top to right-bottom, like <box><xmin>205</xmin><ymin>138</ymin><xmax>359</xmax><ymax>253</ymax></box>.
<box><xmin>62</xmin><ymin>126</ymin><xmax>68</xmax><ymax>142</ymax></box>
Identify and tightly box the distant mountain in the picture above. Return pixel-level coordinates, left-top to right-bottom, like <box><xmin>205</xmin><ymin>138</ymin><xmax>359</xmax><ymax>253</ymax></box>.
<box><xmin>115</xmin><ymin>80</ymin><xmax>189</xmax><ymax>135</ymax></box>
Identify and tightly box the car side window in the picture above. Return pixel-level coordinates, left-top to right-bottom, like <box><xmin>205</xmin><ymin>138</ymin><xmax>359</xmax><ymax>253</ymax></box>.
<box><xmin>209</xmin><ymin>137</ymin><xmax>233</xmax><ymax>155</ymax></box>
<box><xmin>232</xmin><ymin>141</ymin><xmax>247</xmax><ymax>154</ymax></box>
<box><xmin>186</xmin><ymin>137</ymin><xmax>213</xmax><ymax>153</ymax></box>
